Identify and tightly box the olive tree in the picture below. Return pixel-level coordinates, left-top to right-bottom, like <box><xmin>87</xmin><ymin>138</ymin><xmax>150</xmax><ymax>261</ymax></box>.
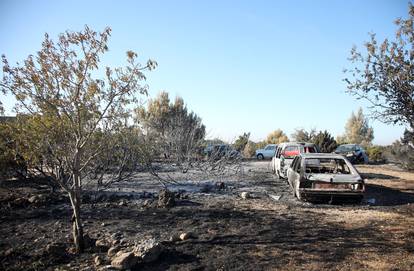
<box><xmin>0</xmin><ymin>26</ymin><xmax>156</xmax><ymax>253</ymax></box>
<box><xmin>344</xmin><ymin>3</ymin><xmax>414</xmax><ymax>131</ymax></box>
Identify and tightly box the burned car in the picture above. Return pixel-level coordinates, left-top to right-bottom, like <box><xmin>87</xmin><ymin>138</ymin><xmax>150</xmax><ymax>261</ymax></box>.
<box><xmin>334</xmin><ymin>144</ymin><xmax>368</xmax><ymax>164</ymax></box>
<box><xmin>272</xmin><ymin>142</ymin><xmax>318</xmax><ymax>179</ymax></box>
<box><xmin>287</xmin><ymin>153</ymin><xmax>365</xmax><ymax>201</ymax></box>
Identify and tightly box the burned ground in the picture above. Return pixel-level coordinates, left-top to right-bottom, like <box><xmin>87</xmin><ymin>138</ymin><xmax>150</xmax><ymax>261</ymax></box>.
<box><xmin>1</xmin><ymin>162</ymin><xmax>413</xmax><ymax>270</ymax></box>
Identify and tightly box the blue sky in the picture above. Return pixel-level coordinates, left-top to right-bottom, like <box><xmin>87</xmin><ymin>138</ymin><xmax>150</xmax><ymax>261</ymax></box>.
<box><xmin>0</xmin><ymin>0</ymin><xmax>409</xmax><ymax>144</ymax></box>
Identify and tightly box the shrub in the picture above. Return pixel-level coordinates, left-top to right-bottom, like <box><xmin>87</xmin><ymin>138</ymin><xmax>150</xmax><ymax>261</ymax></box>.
<box><xmin>243</xmin><ymin>141</ymin><xmax>256</xmax><ymax>158</ymax></box>
<box><xmin>0</xmin><ymin>120</ymin><xmax>27</xmax><ymax>178</ymax></box>
<box><xmin>233</xmin><ymin>132</ymin><xmax>250</xmax><ymax>152</ymax></box>
<box><xmin>366</xmin><ymin>146</ymin><xmax>385</xmax><ymax>163</ymax></box>
<box><xmin>266</xmin><ymin>130</ymin><xmax>289</xmax><ymax>144</ymax></box>
<box><xmin>389</xmin><ymin>140</ymin><xmax>414</xmax><ymax>170</ymax></box>
<box><xmin>242</xmin><ymin>140</ymin><xmax>267</xmax><ymax>158</ymax></box>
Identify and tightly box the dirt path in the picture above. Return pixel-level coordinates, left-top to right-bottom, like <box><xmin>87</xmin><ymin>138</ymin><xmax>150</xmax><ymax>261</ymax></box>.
<box><xmin>1</xmin><ymin>162</ymin><xmax>413</xmax><ymax>270</ymax></box>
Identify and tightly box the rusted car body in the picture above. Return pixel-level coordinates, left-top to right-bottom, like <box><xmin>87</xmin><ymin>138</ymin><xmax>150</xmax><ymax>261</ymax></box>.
<box><xmin>287</xmin><ymin>153</ymin><xmax>365</xmax><ymax>201</ymax></box>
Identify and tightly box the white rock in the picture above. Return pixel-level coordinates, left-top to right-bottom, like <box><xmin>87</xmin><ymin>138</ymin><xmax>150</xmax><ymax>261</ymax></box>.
<box><xmin>179</xmin><ymin>232</ymin><xmax>197</xmax><ymax>241</ymax></box>
<box><xmin>241</xmin><ymin>192</ymin><xmax>250</xmax><ymax>199</ymax></box>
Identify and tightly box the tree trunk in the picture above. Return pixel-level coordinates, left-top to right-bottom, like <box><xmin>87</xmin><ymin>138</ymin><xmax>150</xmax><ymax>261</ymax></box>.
<box><xmin>68</xmin><ymin>175</ymin><xmax>84</xmax><ymax>253</ymax></box>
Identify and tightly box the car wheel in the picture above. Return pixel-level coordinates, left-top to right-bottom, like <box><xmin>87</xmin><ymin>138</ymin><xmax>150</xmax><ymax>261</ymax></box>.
<box><xmin>257</xmin><ymin>154</ymin><xmax>264</xmax><ymax>160</ymax></box>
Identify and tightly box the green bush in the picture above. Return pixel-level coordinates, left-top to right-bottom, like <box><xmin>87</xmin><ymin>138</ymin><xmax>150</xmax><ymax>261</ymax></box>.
<box><xmin>366</xmin><ymin>146</ymin><xmax>385</xmax><ymax>163</ymax></box>
<box><xmin>311</xmin><ymin>130</ymin><xmax>337</xmax><ymax>153</ymax></box>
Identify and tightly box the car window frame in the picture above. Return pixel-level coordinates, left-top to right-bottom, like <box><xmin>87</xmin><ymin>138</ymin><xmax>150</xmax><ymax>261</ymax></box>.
<box><xmin>276</xmin><ymin>147</ymin><xmax>281</xmax><ymax>158</ymax></box>
<box><xmin>294</xmin><ymin>157</ymin><xmax>302</xmax><ymax>173</ymax></box>
<box><xmin>291</xmin><ymin>156</ymin><xmax>298</xmax><ymax>169</ymax></box>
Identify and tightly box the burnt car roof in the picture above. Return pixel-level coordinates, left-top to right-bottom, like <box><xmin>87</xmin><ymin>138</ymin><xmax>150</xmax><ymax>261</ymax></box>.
<box><xmin>278</xmin><ymin>142</ymin><xmax>316</xmax><ymax>147</ymax></box>
<box><xmin>299</xmin><ymin>153</ymin><xmax>360</xmax><ymax>176</ymax></box>
<box><xmin>299</xmin><ymin>153</ymin><xmax>347</xmax><ymax>159</ymax></box>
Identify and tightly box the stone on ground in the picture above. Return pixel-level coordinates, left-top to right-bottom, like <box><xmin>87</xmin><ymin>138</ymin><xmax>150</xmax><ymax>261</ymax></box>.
<box><xmin>241</xmin><ymin>192</ymin><xmax>250</xmax><ymax>199</ymax></box>
<box><xmin>134</xmin><ymin>238</ymin><xmax>163</xmax><ymax>263</ymax></box>
<box><xmin>157</xmin><ymin>189</ymin><xmax>176</xmax><ymax>208</ymax></box>
<box><xmin>179</xmin><ymin>232</ymin><xmax>197</xmax><ymax>241</ymax></box>
<box><xmin>110</xmin><ymin>252</ymin><xmax>138</xmax><ymax>270</ymax></box>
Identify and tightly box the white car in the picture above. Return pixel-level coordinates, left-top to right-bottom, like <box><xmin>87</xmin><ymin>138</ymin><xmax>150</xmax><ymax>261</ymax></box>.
<box><xmin>255</xmin><ymin>144</ymin><xmax>277</xmax><ymax>160</ymax></box>
<box><xmin>272</xmin><ymin>142</ymin><xmax>318</xmax><ymax>179</ymax></box>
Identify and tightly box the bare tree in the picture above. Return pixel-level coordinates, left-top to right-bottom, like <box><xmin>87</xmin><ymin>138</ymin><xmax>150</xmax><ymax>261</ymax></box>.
<box><xmin>0</xmin><ymin>26</ymin><xmax>156</xmax><ymax>252</ymax></box>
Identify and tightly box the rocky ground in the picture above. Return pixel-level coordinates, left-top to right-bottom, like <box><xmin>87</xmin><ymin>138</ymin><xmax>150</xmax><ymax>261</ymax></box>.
<box><xmin>0</xmin><ymin>161</ymin><xmax>413</xmax><ymax>270</ymax></box>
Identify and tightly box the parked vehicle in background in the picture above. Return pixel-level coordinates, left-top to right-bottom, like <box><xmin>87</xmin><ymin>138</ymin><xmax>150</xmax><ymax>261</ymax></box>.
<box><xmin>287</xmin><ymin>153</ymin><xmax>365</xmax><ymax>202</ymax></box>
<box><xmin>204</xmin><ymin>145</ymin><xmax>214</xmax><ymax>156</ymax></box>
<box><xmin>334</xmin><ymin>144</ymin><xmax>368</xmax><ymax>164</ymax></box>
<box><xmin>255</xmin><ymin>144</ymin><xmax>277</xmax><ymax>160</ymax></box>
<box><xmin>272</xmin><ymin>142</ymin><xmax>318</xmax><ymax>179</ymax></box>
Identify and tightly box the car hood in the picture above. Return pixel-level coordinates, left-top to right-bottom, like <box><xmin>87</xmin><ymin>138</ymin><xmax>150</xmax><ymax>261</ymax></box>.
<box><xmin>255</xmin><ymin>149</ymin><xmax>265</xmax><ymax>153</ymax></box>
<box><xmin>335</xmin><ymin>150</ymin><xmax>355</xmax><ymax>155</ymax></box>
<box><xmin>306</xmin><ymin>173</ymin><xmax>361</xmax><ymax>183</ymax></box>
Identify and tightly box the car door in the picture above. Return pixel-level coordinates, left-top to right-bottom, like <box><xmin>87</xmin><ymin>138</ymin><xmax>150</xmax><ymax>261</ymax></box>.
<box><xmin>274</xmin><ymin>146</ymin><xmax>282</xmax><ymax>174</ymax></box>
<box><xmin>287</xmin><ymin>156</ymin><xmax>299</xmax><ymax>189</ymax></box>
<box><xmin>289</xmin><ymin>156</ymin><xmax>302</xmax><ymax>191</ymax></box>
<box><xmin>263</xmin><ymin>145</ymin><xmax>274</xmax><ymax>158</ymax></box>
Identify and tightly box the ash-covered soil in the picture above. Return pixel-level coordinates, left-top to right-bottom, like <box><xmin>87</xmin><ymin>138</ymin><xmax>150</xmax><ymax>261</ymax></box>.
<box><xmin>1</xmin><ymin>161</ymin><xmax>413</xmax><ymax>270</ymax></box>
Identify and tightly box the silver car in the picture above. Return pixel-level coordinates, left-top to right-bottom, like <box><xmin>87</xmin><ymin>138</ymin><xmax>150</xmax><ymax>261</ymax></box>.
<box><xmin>255</xmin><ymin>144</ymin><xmax>277</xmax><ymax>160</ymax></box>
<box><xmin>287</xmin><ymin>153</ymin><xmax>365</xmax><ymax>201</ymax></box>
